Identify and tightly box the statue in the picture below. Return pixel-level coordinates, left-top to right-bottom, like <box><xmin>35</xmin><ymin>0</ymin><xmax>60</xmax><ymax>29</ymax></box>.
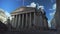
<box><xmin>35</xmin><ymin>3</ymin><xmax>39</xmax><ymax>12</ymax></box>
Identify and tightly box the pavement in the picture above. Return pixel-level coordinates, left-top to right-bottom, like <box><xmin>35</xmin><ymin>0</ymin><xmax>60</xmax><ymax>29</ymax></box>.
<box><xmin>0</xmin><ymin>29</ymin><xmax>57</xmax><ymax>34</ymax></box>
<box><xmin>0</xmin><ymin>24</ymin><xmax>57</xmax><ymax>34</ymax></box>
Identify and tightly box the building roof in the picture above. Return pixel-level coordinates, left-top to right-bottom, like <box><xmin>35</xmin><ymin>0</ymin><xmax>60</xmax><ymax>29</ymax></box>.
<box><xmin>11</xmin><ymin>6</ymin><xmax>46</xmax><ymax>16</ymax></box>
<box><xmin>11</xmin><ymin>6</ymin><xmax>35</xmax><ymax>14</ymax></box>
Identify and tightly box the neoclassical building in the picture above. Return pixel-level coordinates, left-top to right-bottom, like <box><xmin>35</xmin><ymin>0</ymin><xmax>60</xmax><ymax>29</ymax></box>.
<box><xmin>51</xmin><ymin>17</ymin><xmax>56</xmax><ymax>29</ymax></box>
<box><xmin>0</xmin><ymin>9</ymin><xmax>7</xmax><ymax>24</ymax></box>
<box><xmin>11</xmin><ymin>6</ymin><xmax>48</xmax><ymax>31</ymax></box>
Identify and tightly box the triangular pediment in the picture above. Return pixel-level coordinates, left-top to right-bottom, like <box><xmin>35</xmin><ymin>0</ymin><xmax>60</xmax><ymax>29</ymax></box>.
<box><xmin>11</xmin><ymin>7</ymin><xmax>35</xmax><ymax>14</ymax></box>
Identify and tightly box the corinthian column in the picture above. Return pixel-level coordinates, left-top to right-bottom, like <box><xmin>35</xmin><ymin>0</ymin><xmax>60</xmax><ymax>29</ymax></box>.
<box><xmin>34</xmin><ymin>12</ymin><xmax>35</xmax><ymax>25</ymax></box>
<box><xmin>18</xmin><ymin>15</ymin><xmax>21</xmax><ymax>28</ymax></box>
<box><xmin>21</xmin><ymin>14</ymin><xmax>24</xmax><ymax>28</ymax></box>
<box><xmin>29</xmin><ymin>13</ymin><xmax>31</xmax><ymax>28</ymax></box>
<box><xmin>15</xmin><ymin>15</ymin><xmax>17</xmax><ymax>28</ymax></box>
<box><xmin>25</xmin><ymin>13</ymin><xmax>28</xmax><ymax>28</ymax></box>
<box><xmin>12</xmin><ymin>15</ymin><xmax>15</xmax><ymax>27</ymax></box>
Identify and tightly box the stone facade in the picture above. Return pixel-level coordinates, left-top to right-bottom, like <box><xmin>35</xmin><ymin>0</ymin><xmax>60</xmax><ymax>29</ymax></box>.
<box><xmin>0</xmin><ymin>9</ymin><xmax>7</xmax><ymax>23</ymax></box>
<box><xmin>55</xmin><ymin>0</ymin><xmax>60</xmax><ymax>30</ymax></box>
<box><xmin>51</xmin><ymin>17</ymin><xmax>56</xmax><ymax>29</ymax></box>
<box><xmin>11</xmin><ymin>7</ymin><xmax>48</xmax><ymax>31</ymax></box>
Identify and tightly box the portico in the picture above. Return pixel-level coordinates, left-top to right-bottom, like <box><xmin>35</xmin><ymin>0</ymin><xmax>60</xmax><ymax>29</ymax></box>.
<box><xmin>11</xmin><ymin>7</ymin><xmax>48</xmax><ymax>31</ymax></box>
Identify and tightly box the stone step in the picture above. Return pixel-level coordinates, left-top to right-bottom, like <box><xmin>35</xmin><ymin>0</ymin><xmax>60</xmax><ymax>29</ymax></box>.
<box><xmin>4</xmin><ymin>30</ymin><xmax>57</xmax><ymax>34</ymax></box>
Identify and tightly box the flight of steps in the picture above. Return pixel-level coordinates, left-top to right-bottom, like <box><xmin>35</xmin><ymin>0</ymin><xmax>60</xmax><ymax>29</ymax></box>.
<box><xmin>5</xmin><ymin>25</ymin><xmax>57</xmax><ymax>34</ymax></box>
<box><xmin>4</xmin><ymin>30</ymin><xmax>57</xmax><ymax>34</ymax></box>
<box><xmin>4</xmin><ymin>27</ymin><xmax>57</xmax><ymax>34</ymax></box>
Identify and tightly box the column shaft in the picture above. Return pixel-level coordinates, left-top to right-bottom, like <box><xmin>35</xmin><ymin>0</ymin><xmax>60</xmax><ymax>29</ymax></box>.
<box><xmin>29</xmin><ymin>13</ymin><xmax>31</xmax><ymax>28</ymax></box>
<box><xmin>25</xmin><ymin>13</ymin><xmax>28</xmax><ymax>28</ymax></box>
<box><xmin>18</xmin><ymin>15</ymin><xmax>21</xmax><ymax>28</ymax></box>
<box><xmin>15</xmin><ymin>15</ymin><xmax>17</xmax><ymax>28</ymax></box>
<box><xmin>22</xmin><ymin>14</ymin><xmax>24</xmax><ymax>28</ymax></box>
<box><xmin>16</xmin><ymin>15</ymin><xmax>19</xmax><ymax>28</ymax></box>
<box><xmin>34</xmin><ymin>12</ymin><xmax>35</xmax><ymax>25</ymax></box>
<box><xmin>12</xmin><ymin>15</ymin><xmax>15</xmax><ymax>27</ymax></box>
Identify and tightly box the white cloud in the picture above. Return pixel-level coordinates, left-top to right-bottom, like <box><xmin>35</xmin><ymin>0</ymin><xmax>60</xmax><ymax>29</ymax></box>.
<box><xmin>38</xmin><ymin>6</ymin><xmax>44</xmax><ymax>9</ymax></box>
<box><xmin>49</xmin><ymin>3</ymin><xmax>56</xmax><ymax>10</ymax></box>
<box><xmin>49</xmin><ymin>3</ymin><xmax>56</xmax><ymax>17</ymax></box>
<box><xmin>27</xmin><ymin>2</ymin><xmax>36</xmax><ymax>7</ymax></box>
<box><xmin>26</xmin><ymin>2</ymin><xmax>44</xmax><ymax>9</ymax></box>
<box><xmin>49</xmin><ymin>11</ymin><xmax>56</xmax><ymax>17</ymax></box>
<box><xmin>30</xmin><ymin>2</ymin><xmax>36</xmax><ymax>7</ymax></box>
<box><xmin>5</xmin><ymin>11</ymin><xmax>12</xmax><ymax>20</ymax></box>
<box><xmin>53</xmin><ymin>3</ymin><xmax>56</xmax><ymax>10</ymax></box>
<box><xmin>5</xmin><ymin>11</ymin><xmax>10</xmax><ymax>17</ymax></box>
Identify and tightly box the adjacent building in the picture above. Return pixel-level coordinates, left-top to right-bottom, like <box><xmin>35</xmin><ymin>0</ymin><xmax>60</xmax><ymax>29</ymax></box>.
<box><xmin>0</xmin><ymin>9</ymin><xmax>7</xmax><ymax>24</ymax></box>
<box><xmin>51</xmin><ymin>17</ymin><xmax>57</xmax><ymax>29</ymax></box>
<box><xmin>55</xmin><ymin>0</ymin><xmax>60</xmax><ymax>30</ymax></box>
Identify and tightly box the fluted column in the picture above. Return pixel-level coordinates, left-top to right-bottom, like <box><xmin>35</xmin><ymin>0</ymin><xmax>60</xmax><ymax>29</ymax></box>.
<box><xmin>18</xmin><ymin>15</ymin><xmax>21</xmax><ymax>28</ymax></box>
<box><xmin>16</xmin><ymin>15</ymin><xmax>19</xmax><ymax>28</ymax></box>
<box><xmin>34</xmin><ymin>12</ymin><xmax>35</xmax><ymax>25</ymax></box>
<box><xmin>21</xmin><ymin>14</ymin><xmax>24</xmax><ymax>28</ymax></box>
<box><xmin>33</xmin><ymin>12</ymin><xmax>36</xmax><ymax>29</ymax></box>
<box><xmin>29</xmin><ymin>13</ymin><xmax>31</xmax><ymax>28</ymax></box>
<box><xmin>15</xmin><ymin>15</ymin><xmax>17</xmax><ymax>28</ymax></box>
<box><xmin>12</xmin><ymin>15</ymin><xmax>15</xmax><ymax>27</ymax></box>
<box><xmin>25</xmin><ymin>13</ymin><xmax>28</xmax><ymax>28</ymax></box>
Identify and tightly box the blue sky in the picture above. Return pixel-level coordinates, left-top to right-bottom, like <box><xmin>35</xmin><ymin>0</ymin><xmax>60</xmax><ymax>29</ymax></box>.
<box><xmin>0</xmin><ymin>0</ymin><xmax>56</xmax><ymax>27</ymax></box>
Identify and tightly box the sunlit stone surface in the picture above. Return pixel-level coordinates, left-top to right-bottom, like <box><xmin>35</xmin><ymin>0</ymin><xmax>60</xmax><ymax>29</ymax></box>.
<box><xmin>0</xmin><ymin>9</ymin><xmax>7</xmax><ymax>23</ymax></box>
<box><xmin>11</xmin><ymin>7</ymin><xmax>48</xmax><ymax>31</ymax></box>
